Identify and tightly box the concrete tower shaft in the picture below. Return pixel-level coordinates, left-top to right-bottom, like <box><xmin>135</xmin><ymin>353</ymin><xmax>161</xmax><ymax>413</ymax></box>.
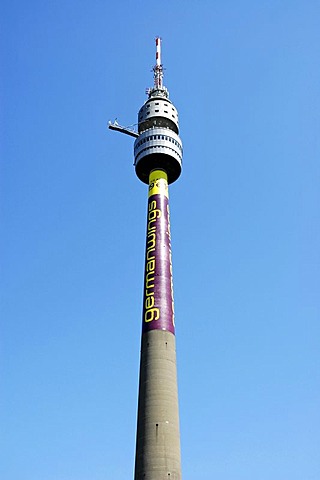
<box><xmin>134</xmin><ymin>38</ymin><xmax>183</xmax><ymax>480</ymax></box>
<box><xmin>134</xmin><ymin>170</ymin><xmax>181</xmax><ymax>480</ymax></box>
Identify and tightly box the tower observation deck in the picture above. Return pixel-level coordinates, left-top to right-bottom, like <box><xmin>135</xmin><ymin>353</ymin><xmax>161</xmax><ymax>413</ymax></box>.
<box><xmin>134</xmin><ymin>39</ymin><xmax>182</xmax><ymax>184</ymax></box>
<box><xmin>109</xmin><ymin>37</ymin><xmax>183</xmax><ymax>480</ymax></box>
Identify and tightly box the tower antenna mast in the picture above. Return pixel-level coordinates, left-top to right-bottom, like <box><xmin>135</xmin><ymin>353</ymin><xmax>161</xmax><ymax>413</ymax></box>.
<box><xmin>153</xmin><ymin>36</ymin><xmax>164</xmax><ymax>89</ymax></box>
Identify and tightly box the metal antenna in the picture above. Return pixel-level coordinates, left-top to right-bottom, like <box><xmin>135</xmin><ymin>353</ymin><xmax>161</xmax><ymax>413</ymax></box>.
<box><xmin>153</xmin><ymin>37</ymin><xmax>164</xmax><ymax>90</ymax></box>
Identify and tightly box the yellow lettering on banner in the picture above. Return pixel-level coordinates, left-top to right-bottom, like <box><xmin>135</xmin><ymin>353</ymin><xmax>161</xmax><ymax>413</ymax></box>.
<box><xmin>146</xmin><ymin>248</ymin><xmax>155</xmax><ymax>261</ymax></box>
<box><xmin>147</xmin><ymin>232</ymin><xmax>156</xmax><ymax>250</ymax></box>
<box><xmin>145</xmin><ymin>296</ymin><xmax>155</xmax><ymax>309</ymax></box>
<box><xmin>149</xmin><ymin>200</ymin><xmax>157</xmax><ymax>211</ymax></box>
<box><xmin>148</xmin><ymin>209</ymin><xmax>161</xmax><ymax>221</ymax></box>
<box><xmin>145</xmin><ymin>308</ymin><xmax>160</xmax><ymax>323</ymax></box>
<box><xmin>146</xmin><ymin>272</ymin><xmax>154</xmax><ymax>289</ymax></box>
<box><xmin>146</xmin><ymin>259</ymin><xmax>155</xmax><ymax>272</ymax></box>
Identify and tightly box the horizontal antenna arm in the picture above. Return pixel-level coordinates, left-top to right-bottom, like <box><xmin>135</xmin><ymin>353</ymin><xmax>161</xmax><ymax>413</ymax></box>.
<box><xmin>108</xmin><ymin>120</ymin><xmax>139</xmax><ymax>138</ymax></box>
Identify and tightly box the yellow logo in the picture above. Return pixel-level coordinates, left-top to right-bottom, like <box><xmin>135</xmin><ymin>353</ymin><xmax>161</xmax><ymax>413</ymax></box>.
<box><xmin>148</xmin><ymin>169</ymin><xmax>168</xmax><ymax>198</ymax></box>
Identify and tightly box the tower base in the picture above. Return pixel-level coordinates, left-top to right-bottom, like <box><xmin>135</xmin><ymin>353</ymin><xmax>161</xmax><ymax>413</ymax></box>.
<box><xmin>134</xmin><ymin>330</ymin><xmax>181</xmax><ymax>480</ymax></box>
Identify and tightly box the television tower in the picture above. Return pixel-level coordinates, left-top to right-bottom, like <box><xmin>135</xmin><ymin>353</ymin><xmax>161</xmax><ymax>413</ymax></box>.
<box><xmin>109</xmin><ymin>37</ymin><xmax>183</xmax><ymax>480</ymax></box>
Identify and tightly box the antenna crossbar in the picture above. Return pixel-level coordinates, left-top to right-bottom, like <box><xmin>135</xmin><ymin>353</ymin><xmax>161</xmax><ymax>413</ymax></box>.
<box><xmin>108</xmin><ymin>120</ymin><xmax>139</xmax><ymax>138</ymax></box>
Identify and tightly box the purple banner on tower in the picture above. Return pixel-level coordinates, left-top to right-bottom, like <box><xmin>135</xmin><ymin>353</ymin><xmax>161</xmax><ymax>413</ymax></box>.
<box><xmin>142</xmin><ymin>171</ymin><xmax>175</xmax><ymax>334</ymax></box>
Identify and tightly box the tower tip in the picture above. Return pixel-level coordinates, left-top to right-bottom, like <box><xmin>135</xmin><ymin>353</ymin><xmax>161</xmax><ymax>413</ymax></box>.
<box><xmin>149</xmin><ymin>36</ymin><xmax>167</xmax><ymax>97</ymax></box>
<box><xmin>155</xmin><ymin>36</ymin><xmax>161</xmax><ymax>67</ymax></box>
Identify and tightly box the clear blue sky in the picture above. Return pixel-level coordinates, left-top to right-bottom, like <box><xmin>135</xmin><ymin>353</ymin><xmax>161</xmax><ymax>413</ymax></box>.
<box><xmin>1</xmin><ymin>1</ymin><xmax>320</xmax><ymax>479</ymax></box>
